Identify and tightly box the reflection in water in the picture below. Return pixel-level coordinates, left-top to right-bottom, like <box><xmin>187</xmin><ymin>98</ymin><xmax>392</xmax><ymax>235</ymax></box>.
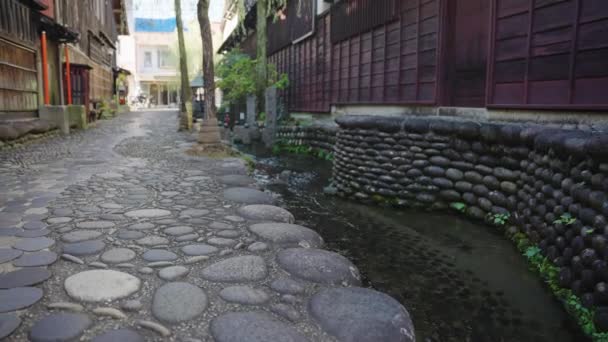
<box><xmin>243</xmin><ymin>146</ymin><xmax>586</xmax><ymax>342</ymax></box>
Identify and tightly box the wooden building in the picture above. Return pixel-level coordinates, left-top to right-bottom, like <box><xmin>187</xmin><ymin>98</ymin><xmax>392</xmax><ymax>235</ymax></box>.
<box><xmin>0</xmin><ymin>0</ymin><xmax>128</xmax><ymax>120</ymax></box>
<box><xmin>220</xmin><ymin>0</ymin><xmax>608</xmax><ymax>116</ymax></box>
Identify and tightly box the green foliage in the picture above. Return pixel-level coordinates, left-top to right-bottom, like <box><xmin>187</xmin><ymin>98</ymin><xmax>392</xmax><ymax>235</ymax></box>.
<box><xmin>272</xmin><ymin>141</ymin><xmax>333</xmax><ymax>161</ymax></box>
<box><xmin>487</xmin><ymin>212</ymin><xmax>510</xmax><ymax>226</ymax></box>
<box><xmin>450</xmin><ymin>202</ymin><xmax>467</xmax><ymax>213</ymax></box>
<box><xmin>510</xmin><ymin>233</ymin><xmax>608</xmax><ymax>341</ymax></box>
<box><xmin>258</xmin><ymin>111</ymin><xmax>267</xmax><ymax>122</ymax></box>
<box><xmin>554</xmin><ymin>213</ymin><xmax>577</xmax><ymax>226</ymax></box>
<box><xmin>216</xmin><ymin>50</ymin><xmax>289</xmax><ymax>105</ymax></box>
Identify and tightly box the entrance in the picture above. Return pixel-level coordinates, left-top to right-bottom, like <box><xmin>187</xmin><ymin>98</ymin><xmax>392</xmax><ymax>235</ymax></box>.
<box><xmin>443</xmin><ymin>0</ymin><xmax>490</xmax><ymax>107</ymax></box>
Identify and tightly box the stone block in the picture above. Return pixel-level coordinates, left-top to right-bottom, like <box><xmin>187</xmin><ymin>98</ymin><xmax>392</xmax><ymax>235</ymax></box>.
<box><xmin>67</xmin><ymin>105</ymin><xmax>87</xmax><ymax>130</ymax></box>
<box><xmin>39</xmin><ymin>105</ymin><xmax>69</xmax><ymax>135</ymax></box>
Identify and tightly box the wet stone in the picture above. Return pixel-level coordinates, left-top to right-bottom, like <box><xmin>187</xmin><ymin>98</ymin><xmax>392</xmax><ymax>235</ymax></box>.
<box><xmin>277</xmin><ymin>248</ymin><xmax>361</xmax><ymax>286</ymax></box>
<box><xmin>216</xmin><ymin>230</ymin><xmax>241</xmax><ymax>238</ymax></box>
<box><xmin>225</xmin><ymin>215</ymin><xmax>245</xmax><ymax>222</ymax></box>
<box><xmin>180</xmin><ymin>209</ymin><xmax>210</xmax><ymax>217</ymax></box>
<box><xmin>270</xmin><ymin>278</ymin><xmax>305</xmax><ymax>295</ymax></box>
<box><xmin>23</xmin><ymin>221</ymin><xmax>47</xmax><ymax>230</ymax></box>
<box><xmin>13</xmin><ymin>251</ymin><xmax>57</xmax><ymax>267</ymax></box>
<box><xmin>200</xmin><ymin>255</ymin><xmax>267</xmax><ymax>282</ymax></box>
<box><xmin>62</xmin><ymin>240</ymin><xmax>106</xmax><ymax>256</ymax></box>
<box><xmin>64</xmin><ymin>270</ymin><xmax>141</xmax><ymax>302</ymax></box>
<box><xmin>0</xmin><ymin>313</ymin><xmax>21</xmax><ymax>339</ymax></box>
<box><xmin>117</xmin><ymin>230</ymin><xmax>145</xmax><ymax>240</ymax></box>
<box><xmin>143</xmin><ymin>250</ymin><xmax>178</xmax><ymax>262</ymax></box>
<box><xmin>0</xmin><ymin>249</ymin><xmax>22</xmax><ymax>264</ymax></box>
<box><xmin>158</xmin><ymin>266</ymin><xmax>189</xmax><ymax>281</ymax></box>
<box><xmin>270</xmin><ymin>303</ymin><xmax>300</xmax><ymax>322</ymax></box>
<box><xmin>224</xmin><ymin>188</ymin><xmax>275</xmax><ymax>205</ymax></box>
<box><xmin>249</xmin><ymin>223</ymin><xmax>323</xmax><ymax>248</ymax></box>
<box><xmin>218</xmin><ymin>175</ymin><xmax>255</xmax><ymax>186</ymax></box>
<box><xmin>125</xmin><ymin>209</ymin><xmax>171</xmax><ymax>218</ymax></box>
<box><xmin>164</xmin><ymin>226</ymin><xmax>194</xmax><ymax>236</ymax></box>
<box><xmin>152</xmin><ymin>282</ymin><xmax>208</xmax><ymax>323</ymax></box>
<box><xmin>0</xmin><ymin>229</ymin><xmax>19</xmax><ymax>237</ymax></box>
<box><xmin>237</xmin><ymin>205</ymin><xmax>295</xmax><ymax>223</ymax></box>
<box><xmin>210</xmin><ymin>312</ymin><xmax>307</xmax><ymax>342</ymax></box>
<box><xmin>309</xmin><ymin>287</ymin><xmax>415</xmax><ymax>342</ymax></box>
<box><xmin>12</xmin><ymin>237</ymin><xmax>55</xmax><ymax>252</ymax></box>
<box><xmin>76</xmin><ymin>221</ymin><xmax>115</xmax><ymax>229</ymax></box>
<box><xmin>100</xmin><ymin>248</ymin><xmax>136</xmax><ymax>264</ymax></box>
<box><xmin>137</xmin><ymin>236</ymin><xmax>170</xmax><ymax>246</ymax></box>
<box><xmin>0</xmin><ymin>287</ymin><xmax>43</xmax><ymax>312</ymax></box>
<box><xmin>16</xmin><ymin>229</ymin><xmax>50</xmax><ymax>238</ymax></box>
<box><xmin>61</xmin><ymin>230</ymin><xmax>103</xmax><ymax>243</ymax></box>
<box><xmin>207</xmin><ymin>237</ymin><xmax>238</xmax><ymax>247</ymax></box>
<box><xmin>181</xmin><ymin>244</ymin><xmax>218</xmax><ymax>256</ymax></box>
<box><xmin>29</xmin><ymin>313</ymin><xmax>91</xmax><ymax>342</ymax></box>
<box><xmin>219</xmin><ymin>286</ymin><xmax>270</xmax><ymax>305</ymax></box>
<box><xmin>247</xmin><ymin>242</ymin><xmax>268</xmax><ymax>252</ymax></box>
<box><xmin>92</xmin><ymin>329</ymin><xmax>145</xmax><ymax>342</ymax></box>
<box><xmin>175</xmin><ymin>233</ymin><xmax>198</xmax><ymax>242</ymax></box>
<box><xmin>209</xmin><ymin>221</ymin><xmax>233</xmax><ymax>230</ymax></box>
<box><xmin>47</xmin><ymin>217</ymin><xmax>72</xmax><ymax>225</ymax></box>
<box><xmin>129</xmin><ymin>222</ymin><xmax>155</xmax><ymax>230</ymax></box>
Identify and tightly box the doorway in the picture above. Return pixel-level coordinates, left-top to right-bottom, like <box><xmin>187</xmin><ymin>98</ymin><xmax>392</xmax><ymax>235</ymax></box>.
<box><xmin>443</xmin><ymin>0</ymin><xmax>490</xmax><ymax>107</ymax></box>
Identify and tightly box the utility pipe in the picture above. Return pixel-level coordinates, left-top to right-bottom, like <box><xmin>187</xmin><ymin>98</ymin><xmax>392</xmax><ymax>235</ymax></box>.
<box><xmin>41</xmin><ymin>31</ymin><xmax>49</xmax><ymax>105</ymax></box>
<box><xmin>64</xmin><ymin>44</ymin><xmax>72</xmax><ymax>105</ymax></box>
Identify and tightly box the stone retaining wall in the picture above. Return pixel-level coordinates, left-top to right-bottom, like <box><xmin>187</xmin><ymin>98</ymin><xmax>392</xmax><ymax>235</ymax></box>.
<box><xmin>333</xmin><ymin>115</ymin><xmax>608</xmax><ymax>323</ymax></box>
<box><xmin>276</xmin><ymin>124</ymin><xmax>338</xmax><ymax>154</ymax></box>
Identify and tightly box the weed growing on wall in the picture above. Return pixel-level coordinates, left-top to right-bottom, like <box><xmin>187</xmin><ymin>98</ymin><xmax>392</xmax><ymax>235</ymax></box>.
<box><xmin>272</xmin><ymin>141</ymin><xmax>334</xmax><ymax>161</ymax></box>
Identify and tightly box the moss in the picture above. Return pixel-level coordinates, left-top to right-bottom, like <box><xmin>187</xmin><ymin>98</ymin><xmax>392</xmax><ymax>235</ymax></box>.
<box><xmin>272</xmin><ymin>140</ymin><xmax>334</xmax><ymax>161</ymax></box>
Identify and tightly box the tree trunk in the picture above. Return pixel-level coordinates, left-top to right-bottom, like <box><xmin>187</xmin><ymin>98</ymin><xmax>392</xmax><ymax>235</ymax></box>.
<box><xmin>197</xmin><ymin>0</ymin><xmax>221</xmax><ymax>145</ymax></box>
<box><xmin>175</xmin><ymin>0</ymin><xmax>191</xmax><ymax>130</ymax></box>
<box><xmin>256</xmin><ymin>0</ymin><xmax>268</xmax><ymax>117</ymax></box>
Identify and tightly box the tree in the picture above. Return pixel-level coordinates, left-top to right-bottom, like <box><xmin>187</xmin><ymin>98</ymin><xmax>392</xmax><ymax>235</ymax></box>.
<box><xmin>175</xmin><ymin>0</ymin><xmax>192</xmax><ymax>129</ymax></box>
<box><xmin>256</xmin><ymin>0</ymin><xmax>268</xmax><ymax>105</ymax></box>
<box><xmin>197</xmin><ymin>0</ymin><xmax>221</xmax><ymax>145</ymax></box>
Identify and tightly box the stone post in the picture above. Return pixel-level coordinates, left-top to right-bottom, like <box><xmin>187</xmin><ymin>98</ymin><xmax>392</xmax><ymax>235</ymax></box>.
<box><xmin>263</xmin><ymin>86</ymin><xmax>277</xmax><ymax>147</ymax></box>
<box><xmin>39</xmin><ymin>105</ymin><xmax>69</xmax><ymax>135</ymax></box>
<box><xmin>246</xmin><ymin>95</ymin><xmax>256</xmax><ymax>127</ymax></box>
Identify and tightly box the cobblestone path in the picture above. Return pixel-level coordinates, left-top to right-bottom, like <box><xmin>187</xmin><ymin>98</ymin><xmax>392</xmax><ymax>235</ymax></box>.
<box><xmin>0</xmin><ymin>110</ymin><xmax>414</xmax><ymax>341</ymax></box>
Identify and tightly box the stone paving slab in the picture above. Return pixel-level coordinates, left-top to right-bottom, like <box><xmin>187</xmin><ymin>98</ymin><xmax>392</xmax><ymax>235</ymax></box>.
<box><xmin>0</xmin><ymin>110</ymin><xmax>414</xmax><ymax>341</ymax></box>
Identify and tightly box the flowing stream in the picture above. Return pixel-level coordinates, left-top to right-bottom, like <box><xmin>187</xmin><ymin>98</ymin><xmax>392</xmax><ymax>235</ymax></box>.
<box><xmin>239</xmin><ymin>144</ymin><xmax>587</xmax><ymax>342</ymax></box>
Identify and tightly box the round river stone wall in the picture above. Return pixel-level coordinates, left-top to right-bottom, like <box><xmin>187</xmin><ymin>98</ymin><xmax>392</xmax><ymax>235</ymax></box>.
<box><xmin>330</xmin><ymin>114</ymin><xmax>608</xmax><ymax>330</ymax></box>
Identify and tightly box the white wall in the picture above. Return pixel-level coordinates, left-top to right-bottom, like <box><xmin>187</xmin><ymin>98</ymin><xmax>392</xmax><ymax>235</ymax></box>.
<box><xmin>317</xmin><ymin>0</ymin><xmax>331</xmax><ymax>14</ymax></box>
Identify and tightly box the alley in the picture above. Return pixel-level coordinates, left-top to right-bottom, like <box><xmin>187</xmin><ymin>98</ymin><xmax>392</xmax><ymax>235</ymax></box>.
<box><xmin>0</xmin><ymin>110</ymin><xmax>412</xmax><ymax>341</ymax></box>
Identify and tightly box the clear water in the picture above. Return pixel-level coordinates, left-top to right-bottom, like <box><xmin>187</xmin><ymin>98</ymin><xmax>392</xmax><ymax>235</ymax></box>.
<box><xmin>240</xmin><ymin>145</ymin><xmax>587</xmax><ymax>342</ymax></box>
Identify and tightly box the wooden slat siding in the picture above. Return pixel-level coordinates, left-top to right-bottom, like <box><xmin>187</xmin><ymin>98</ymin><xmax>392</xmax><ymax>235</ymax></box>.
<box><xmin>0</xmin><ymin>0</ymin><xmax>37</xmax><ymax>47</ymax></box>
<box><xmin>0</xmin><ymin>38</ymin><xmax>38</xmax><ymax>114</ymax></box>
<box><xmin>330</xmin><ymin>0</ymin><xmax>398</xmax><ymax>44</ymax></box>
<box><xmin>488</xmin><ymin>0</ymin><xmax>608</xmax><ymax>109</ymax></box>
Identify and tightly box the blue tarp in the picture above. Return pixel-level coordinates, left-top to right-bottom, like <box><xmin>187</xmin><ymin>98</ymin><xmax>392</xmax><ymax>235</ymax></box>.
<box><xmin>135</xmin><ymin>18</ymin><xmax>178</xmax><ymax>33</ymax></box>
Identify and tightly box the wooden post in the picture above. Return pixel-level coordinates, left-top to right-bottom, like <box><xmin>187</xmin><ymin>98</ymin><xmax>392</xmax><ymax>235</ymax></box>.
<box><xmin>64</xmin><ymin>44</ymin><xmax>72</xmax><ymax>105</ymax></box>
<box><xmin>41</xmin><ymin>31</ymin><xmax>50</xmax><ymax>105</ymax></box>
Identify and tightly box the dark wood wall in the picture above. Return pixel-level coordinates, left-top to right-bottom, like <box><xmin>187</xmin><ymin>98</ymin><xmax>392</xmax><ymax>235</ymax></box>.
<box><xmin>267</xmin><ymin>0</ymin><xmax>608</xmax><ymax>113</ymax></box>
<box><xmin>488</xmin><ymin>0</ymin><xmax>608</xmax><ymax>109</ymax></box>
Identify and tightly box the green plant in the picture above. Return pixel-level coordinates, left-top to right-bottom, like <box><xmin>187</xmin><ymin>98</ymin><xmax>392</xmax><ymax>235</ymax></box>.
<box><xmin>258</xmin><ymin>111</ymin><xmax>267</xmax><ymax>122</ymax></box>
<box><xmin>216</xmin><ymin>49</ymin><xmax>289</xmax><ymax>105</ymax></box>
<box><xmin>487</xmin><ymin>212</ymin><xmax>510</xmax><ymax>226</ymax></box>
<box><xmin>450</xmin><ymin>202</ymin><xmax>467</xmax><ymax>213</ymax></box>
<box><xmin>554</xmin><ymin>213</ymin><xmax>577</xmax><ymax>226</ymax></box>
<box><xmin>510</xmin><ymin>233</ymin><xmax>608</xmax><ymax>341</ymax></box>
<box><xmin>272</xmin><ymin>141</ymin><xmax>334</xmax><ymax>161</ymax></box>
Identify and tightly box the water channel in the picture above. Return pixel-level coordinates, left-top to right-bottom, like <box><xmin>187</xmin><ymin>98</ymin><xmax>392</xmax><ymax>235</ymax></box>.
<box><xmin>238</xmin><ymin>143</ymin><xmax>587</xmax><ymax>342</ymax></box>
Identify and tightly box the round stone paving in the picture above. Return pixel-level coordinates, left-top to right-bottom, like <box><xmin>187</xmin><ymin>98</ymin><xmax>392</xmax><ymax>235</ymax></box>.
<box><xmin>163</xmin><ymin>226</ymin><xmax>194</xmax><ymax>236</ymax></box>
<box><xmin>218</xmin><ymin>175</ymin><xmax>256</xmax><ymax>186</ymax></box>
<box><xmin>117</xmin><ymin>230</ymin><xmax>145</xmax><ymax>240</ymax></box>
<box><xmin>249</xmin><ymin>223</ymin><xmax>323</xmax><ymax>248</ymax></box>
<box><xmin>76</xmin><ymin>221</ymin><xmax>115</xmax><ymax>229</ymax></box>
<box><xmin>91</xmin><ymin>329</ymin><xmax>145</xmax><ymax>342</ymax></box>
<box><xmin>0</xmin><ymin>287</ymin><xmax>43</xmax><ymax>312</ymax></box>
<box><xmin>158</xmin><ymin>266</ymin><xmax>189</xmax><ymax>281</ymax></box>
<box><xmin>152</xmin><ymin>282</ymin><xmax>207</xmax><ymax>323</ymax></box>
<box><xmin>0</xmin><ymin>268</ymin><xmax>52</xmax><ymax>289</ymax></box>
<box><xmin>29</xmin><ymin>313</ymin><xmax>91</xmax><ymax>342</ymax></box>
<box><xmin>142</xmin><ymin>250</ymin><xmax>178</xmax><ymax>262</ymax></box>
<box><xmin>61</xmin><ymin>230</ymin><xmax>103</xmax><ymax>243</ymax></box>
<box><xmin>125</xmin><ymin>209</ymin><xmax>171</xmax><ymax>218</ymax></box>
<box><xmin>237</xmin><ymin>205</ymin><xmax>295</xmax><ymax>223</ymax></box>
<box><xmin>16</xmin><ymin>229</ymin><xmax>50</xmax><ymax>238</ymax></box>
<box><xmin>219</xmin><ymin>286</ymin><xmax>270</xmax><ymax>305</ymax></box>
<box><xmin>0</xmin><ymin>313</ymin><xmax>21</xmax><ymax>340</ymax></box>
<box><xmin>100</xmin><ymin>248</ymin><xmax>137</xmax><ymax>264</ymax></box>
<box><xmin>309</xmin><ymin>287</ymin><xmax>415</xmax><ymax>342</ymax></box>
<box><xmin>210</xmin><ymin>312</ymin><xmax>307</xmax><ymax>342</ymax></box>
<box><xmin>200</xmin><ymin>255</ymin><xmax>267</xmax><ymax>283</ymax></box>
<box><xmin>12</xmin><ymin>237</ymin><xmax>55</xmax><ymax>252</ymax></box>
<box><xmin>128</xmin><ymin>222</ymin><xmax>155</xmax><ymax>230</ymax></box>
<box><xmin>223</xmin><ymin>188</ymin><xmax>275</xmax><ymax>205</ymax></box>
<box><xmin>136</xmin><ymin>236</ymin><xmax>170</xmax><ymax>247</ymax></box>
<box><xmin>277</xmin><ymin>248</ymin><xmax>361</xmax><ymax>286</ymax></box>
<box><xmin>181</xmin><ymin>244</ymin><xmax>218</xmax><ymax>256</ymax></box>
<box><xmin>0</xmin><ymin>249</ymin><xmax>23</xmax><ymax>264</ymax></box>
<box><xmin>62</xmin><ymin>240</ymin><xmax>106</xmax><ymax>256</ymax></box>
<box><xmin>13</xmin><ymin>251</ymin><xmax>57</xmax><ymax>267</ymax></box>
<box><xmin>64</xmin><ymin>270</ymin><xmax>141</xmax><ymax>302</ymax></box>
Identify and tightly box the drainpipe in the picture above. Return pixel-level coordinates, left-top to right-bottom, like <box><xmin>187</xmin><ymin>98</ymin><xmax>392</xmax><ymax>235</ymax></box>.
<box><xmin>41</xmin><ymin>31</ymin><xmax>50</xmax><ymax>105</ymax></box>
<box><xmin>65</xmin><ymin>44</ymin><xmax>72</xmax><ymax>105</ymax></box>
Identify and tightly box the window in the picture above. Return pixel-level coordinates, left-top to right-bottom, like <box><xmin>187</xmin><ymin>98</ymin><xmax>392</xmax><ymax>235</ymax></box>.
<box><xmin>144</xmin><ymin>51</ymin><xmax>152</xmax><ymax>68</ymax></box>
<box><xmin>158</xmin><ymin>50</ymin><xmax>171</xmax><ymax>68</ymax></box>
